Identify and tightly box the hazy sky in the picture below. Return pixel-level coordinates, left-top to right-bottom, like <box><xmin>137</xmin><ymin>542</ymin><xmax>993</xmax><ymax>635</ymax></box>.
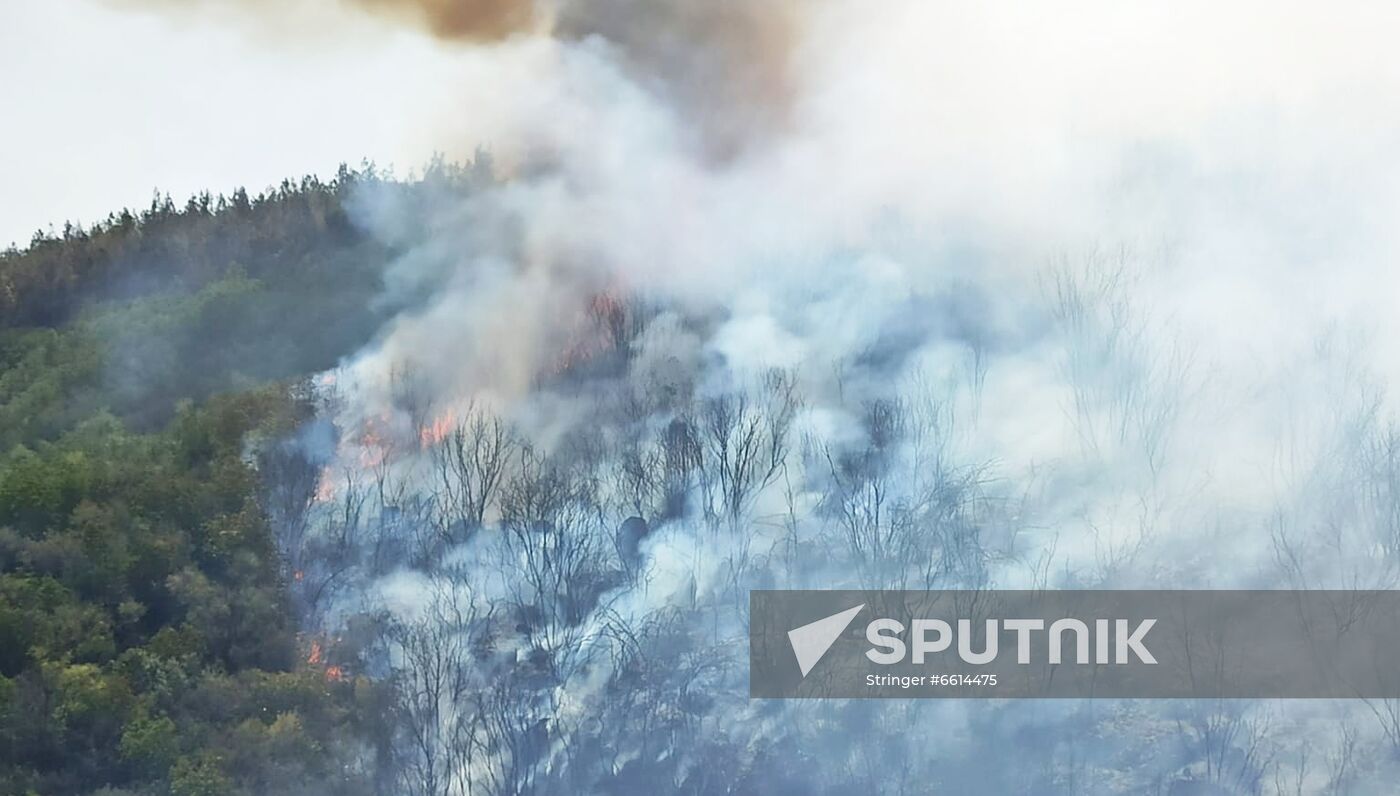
<box><xmin>0</xmin><ymin>0</ymin><xmax>470</xmax><ymax>248</ymax></box>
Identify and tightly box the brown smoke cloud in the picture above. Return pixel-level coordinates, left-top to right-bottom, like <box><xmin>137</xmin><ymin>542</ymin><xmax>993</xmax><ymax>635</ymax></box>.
<box><xmin>555</xmin><ymin>0</ymin><xmax>799</xmax><ymax>155</ymax></box>
<box><xmin>115</xmin><ymin>0</ymin><xmax>802</xmax><ymax>156</ymax></box>
<box><xmin>348</xmin><ymin>0</ymin><xmax>539</xmax><ymax>41</ymax></box>
<box><xmin>348</xmin><ymin>0</ymin><xmax>801</xmax><ymax>154</ymax></box>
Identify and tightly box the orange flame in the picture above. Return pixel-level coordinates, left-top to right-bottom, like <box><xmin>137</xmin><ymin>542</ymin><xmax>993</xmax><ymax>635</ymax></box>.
<box><xmin>355</xmin><ymin>413</ymin><xmax>396</xmax><ymax>468</ymax></box>
<box><xmin>313</xmin><ymin>466</ymin><xmax>337</xmax><ymax>504</ymax></box>
<box><xmin>550</xmin><ymin>288</ymin><xmax>628</xmax><ymax>376</ymax></box>
<box><xmin>305</xmin><ymin>638</ymin><xmax>349</xmax><ymax>682</ymax></box>
<box><xmin>419</xmin><ymin>409</ymin><xmax>457</xmax><ymax>449</ymax></box>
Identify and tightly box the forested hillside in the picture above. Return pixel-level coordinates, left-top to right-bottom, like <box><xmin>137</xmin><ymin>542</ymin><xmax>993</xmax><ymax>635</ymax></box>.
<box><xmin>0</xmin><ymin>165</ymin><xmax>466</xmax><ymax>795</ymax></box>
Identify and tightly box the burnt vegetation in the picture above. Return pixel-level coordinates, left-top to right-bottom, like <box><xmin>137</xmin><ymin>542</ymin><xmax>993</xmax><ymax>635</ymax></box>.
<box><xmin>0</xmin><ymin>162</ymin><xmax>1001</xmax><ymax>794</ymax></box>
<box><xmin>5</xmin><ymin>165</ymin><xmax>1381</xmax><ymax>796</ymax></box>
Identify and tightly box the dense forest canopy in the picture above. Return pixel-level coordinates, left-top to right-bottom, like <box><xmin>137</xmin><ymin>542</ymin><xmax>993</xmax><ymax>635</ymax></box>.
<box><xmin>0</xmin><ymin>165</ymin><xmax>472</xmax><ymax>795</ymax></box>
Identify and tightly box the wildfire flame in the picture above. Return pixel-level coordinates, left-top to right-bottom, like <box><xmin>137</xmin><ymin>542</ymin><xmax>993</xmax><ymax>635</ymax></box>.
<box><xmin>550</xmin><ymin>288</ymin><xmax>629</xmax><ymax>377</ymax></box>
<box><xmin>306</xmin><ymin>638</ymin><xmax>349</xmax><ymax>683</ymax></box>
<box><xmin>419</xmin><ymin>409</ymin><xmax>457</xmax><ymax>448</ymax></box>
<box><xmin>313</xmin><ymin>466</ymin><xmax>337</xmax><ymax>504</ymax></box>
<box><xmin>355</xmin><ymin>413</ymin><xmax>396</xmax><ymax>468</ymax></box>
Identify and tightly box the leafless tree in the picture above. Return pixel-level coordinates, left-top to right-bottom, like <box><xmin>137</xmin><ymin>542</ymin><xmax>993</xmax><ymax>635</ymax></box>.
<box><xmin>391</xmin><ymin>362</ymin><xmax>437</xmax><ymax>442</ymax></box>
<box><xmin>1272</xmin><ymin>742</ymin><xmax>1309</xmax><ymax>796</ymax></box>
<box><xmin>473</xmin><ymin>671</ymin><xmax>549</xmax><ymax>796</ymax></box>
<box><xmin>391</xmin><ymin>576</ymin><xmax>488</xmax><ymax>796</ymax></box>
<box><xmin>258</xmin><ymin>438</ymin><xmax>321</xmax><ymax>584</ymax></box>
<box><xmin>697</xmin><ymin>369</ymin><xmax>798</xmax><ymax>531</ymax></box>
<box><xmin>1045</xmin><ymin>250</ymin><xmax>1191</xmax><ymax>475</ymax></box>
<box><xmin>1323</xmin><ymin>719</ymin><xmax>1358</xmax><ymax>796</ymax></box>
<box><xmin>429</xmin><ymin>405</ymin><xmax>517</xmax><ymax>539</ymax></box>
<box><xmin>823</xmin><ymin>397</ymin><xmax>991</xmax><ymax>590</ymax></box>
<box><xmin>611</xmin><ymin>429</ymin><xmax>665</xmax><ymax>523</ymax></box>
<box><xmin>498</xmin><ymin>447</ymin><xmax>609</xmax><ymax>680</ymax></box>
<box><xmin>1175</xmin><ymin>701</ymin><xmax>1276</xmax><ymax>795</ymax></box>
<box><xmin>659</xmin><ymin>416</ymin><xmax>703</xmax><ymax>521</ymax></box>
<box><xmin>823</xmin><ymin>399</ymin><xmax>905</xmax><ymax>586</ymax></box>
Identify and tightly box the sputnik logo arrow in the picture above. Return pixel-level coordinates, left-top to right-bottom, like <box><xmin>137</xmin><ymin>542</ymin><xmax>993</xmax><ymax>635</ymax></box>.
<box><xmin>788</xmin><ymin>604</ymin><xmax>865</xmax><ymax>677</ymax></box>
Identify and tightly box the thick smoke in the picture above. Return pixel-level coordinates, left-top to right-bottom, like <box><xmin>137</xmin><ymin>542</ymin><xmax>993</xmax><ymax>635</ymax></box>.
<box><xmin>350</xmin><ymin>0</ymin><xmax>538</xmax><ymax>40</ymax></box>
<box><xmin>119</xmin><ymin>0</ymin><xmax>800</xmax><ymax>155</ymax></box>
<box><xmin>357</xmin><ymin>0</ymin><xmax>800</xmax><ymax>155</ymax></box>
<box><xmin>238</xmin><ymin>1</ymin><xmax>1400</xmax><ymax>793</ymax></box>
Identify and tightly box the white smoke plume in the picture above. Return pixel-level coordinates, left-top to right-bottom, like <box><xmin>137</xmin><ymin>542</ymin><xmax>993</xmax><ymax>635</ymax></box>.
<box><xmin>241</xmin><ymin>1</ymin><xmax>1400</xmax><ymax>792</ymax></box>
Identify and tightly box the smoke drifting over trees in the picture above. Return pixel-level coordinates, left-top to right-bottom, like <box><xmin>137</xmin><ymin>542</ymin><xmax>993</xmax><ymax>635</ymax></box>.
<box><xmin>260</xmin><ymin>2</ymin><xmax>1400</xmax><ymax>792</ymax></box>
<box><xmin>7</xmin><ymin>0</ymin><xmax>1400</xmax><ymax>793</ymax></box>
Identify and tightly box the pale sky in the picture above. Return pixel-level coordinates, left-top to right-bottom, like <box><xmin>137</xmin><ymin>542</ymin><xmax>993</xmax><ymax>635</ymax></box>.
<box><xmin>0</xmin><ymin>0</ymin><xmax>469</xmax><ymax>249</ymax></box>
